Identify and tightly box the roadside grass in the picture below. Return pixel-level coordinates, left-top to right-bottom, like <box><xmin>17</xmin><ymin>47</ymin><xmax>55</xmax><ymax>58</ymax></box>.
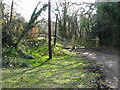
<box><xmin>2</xmin><ymin>41</ymin><xmax>100</xmax><ymax>88</ymax></box>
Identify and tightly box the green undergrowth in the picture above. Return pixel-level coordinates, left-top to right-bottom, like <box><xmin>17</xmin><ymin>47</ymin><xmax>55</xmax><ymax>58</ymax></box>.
<box><xmin>2</xmin><ymin>39</ymin><xmax>100</xmax><ymax>88</ymax></box>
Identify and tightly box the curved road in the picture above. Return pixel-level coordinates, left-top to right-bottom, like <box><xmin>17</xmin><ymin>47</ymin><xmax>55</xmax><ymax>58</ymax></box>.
<box><xmin>75</xmin><ymin>48</ymin><xmax>118</xmax><ymax>88</ymax></box>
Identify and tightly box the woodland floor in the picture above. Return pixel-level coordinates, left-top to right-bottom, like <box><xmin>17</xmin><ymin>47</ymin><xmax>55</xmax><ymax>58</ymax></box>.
<box><xmin>75</xmin><ymin>46</ymin><xmax>119</xmax><ymax>88</ymax></box>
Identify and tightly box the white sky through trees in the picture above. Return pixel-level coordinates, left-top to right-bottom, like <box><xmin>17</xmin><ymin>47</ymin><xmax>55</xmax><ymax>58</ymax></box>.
<box><xmin>3</xmin><ymin>0</ymin><xmax>95</xmax><ymax>21</ymax></box>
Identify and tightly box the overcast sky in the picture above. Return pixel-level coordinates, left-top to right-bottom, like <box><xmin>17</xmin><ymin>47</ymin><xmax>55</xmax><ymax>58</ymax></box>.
<box><xmin>3</xmin><ymin>0</ymin><xmax>95</xmax><ymax>21</ymax></box>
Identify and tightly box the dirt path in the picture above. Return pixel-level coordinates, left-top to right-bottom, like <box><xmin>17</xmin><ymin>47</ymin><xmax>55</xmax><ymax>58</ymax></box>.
<box><xmin>75</xmin><ymin>48</ymin><xmax>118</xmax><ymax>88</ymax></box>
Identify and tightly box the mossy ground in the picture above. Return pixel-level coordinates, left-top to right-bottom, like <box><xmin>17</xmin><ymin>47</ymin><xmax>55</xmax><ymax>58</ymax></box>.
<box><xmin>2</xmin><ymin>40</ymin><xmax>100</xmax><ymax>88</ymax></box>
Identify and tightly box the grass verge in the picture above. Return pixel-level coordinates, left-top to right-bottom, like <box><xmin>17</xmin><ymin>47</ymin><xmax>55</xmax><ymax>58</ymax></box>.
<box><xmin>2</xmin><ymin>40</ymin><xmax>100</xmax><ymax>88</ymax></box>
